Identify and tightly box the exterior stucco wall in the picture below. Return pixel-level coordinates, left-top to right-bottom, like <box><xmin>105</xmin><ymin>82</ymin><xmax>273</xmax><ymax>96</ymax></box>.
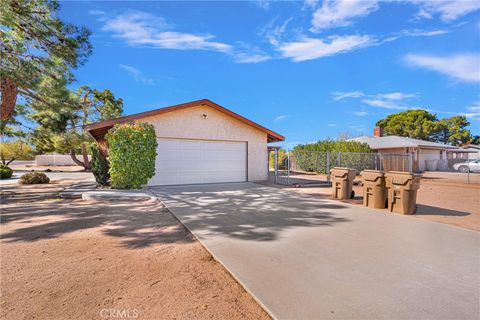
<box><xmin>417</xmin><ymin>149</ymin><xmax>442</xmax><ymax>172</ymax></box>
<box><xmin>142</xmin><ymin>105</ymin><xmax>268</xmax><ymax>182</ymax></box>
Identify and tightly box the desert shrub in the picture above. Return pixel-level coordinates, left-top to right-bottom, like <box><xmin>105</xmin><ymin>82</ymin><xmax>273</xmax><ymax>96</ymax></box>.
<box><xmin>0</xmin><ymin>164</ymin><xmax>13</xmax><ymax>179</ymax></box>
<box><xmin>292</xmin><ymin>140</ymin><xmax>372</xmax><ymax>173</ymax></box>
<box><xmin>19</xmin><ymin>172</ymin><xmax>50</xmax><ymax>184</ymax></box>
<box><xmin>89</xmin><ymin>143</ymin><xmax>109</xmax><ymax>186</ymax></box>
<box><xmin>105</xmin><ymin>122</ymin><xmax>157</xmax><ymax>189</ymax></box>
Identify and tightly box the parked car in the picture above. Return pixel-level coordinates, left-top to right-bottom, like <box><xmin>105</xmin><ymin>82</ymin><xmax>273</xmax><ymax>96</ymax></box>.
<box><xmin>453</xmin><ymin>159</ymin><xmax>480</xmax><ymax>173</ymax></box>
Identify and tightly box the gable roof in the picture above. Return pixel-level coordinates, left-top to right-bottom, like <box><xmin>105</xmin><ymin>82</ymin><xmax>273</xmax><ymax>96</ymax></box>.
<box><xmin>85</xmin><ymin>99</ymin><xmax>285</xmax><ymax>143</ymax></box>
<box><xmin>351</xmin><ymin>135</ymin><xmax>459</xmax><ymax>150</ymax></box>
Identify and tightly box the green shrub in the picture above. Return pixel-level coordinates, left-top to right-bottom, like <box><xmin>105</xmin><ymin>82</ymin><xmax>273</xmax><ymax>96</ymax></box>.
<box><xmin>106</xmin><ymin>122</ymin><xmax>158</xmax><ymax>189</ymax></box>
<box><xmin>19</xmin><ymin>172</ymin><xmax>50</xmax><ymax>184</ymax></box>
<box><xmin>0</xmin><ymin>164</ymin><xmax>13</xmax><ymax>179</ymax></box>
<box><xmin>0</xmin><ymin>140</ymin><xmax>34</xmax><ymax>163</ymax></box>
<box><xmin>292</xmin><ymin>140</ymin><xmax>372</xmax><ymax>173</ymax></box>
<box><xmin>89</xmin><ymin>143</ymin><xmax>110</xmax><ymax>186</ymax></box>
<box><xmin>269</xmin><ymin>149</ymin><xmax>288</xmax><ymax>170</ymax></box>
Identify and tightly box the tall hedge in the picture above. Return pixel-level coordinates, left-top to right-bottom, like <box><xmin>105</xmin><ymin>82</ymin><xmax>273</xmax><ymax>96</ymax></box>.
<box><xmin>105</xmin><ymin>122</ymin><xmax>158</xmax><ymax>189</ymax></box>
<box><xmin>292</xmin><ymin>140</ymin><xmax>372</xmax><ymax>173</ymax></box>
<box><xmin>89</xmin><ymin>143</ymin><xmax>110</xmax><ymax>186</ymax></box>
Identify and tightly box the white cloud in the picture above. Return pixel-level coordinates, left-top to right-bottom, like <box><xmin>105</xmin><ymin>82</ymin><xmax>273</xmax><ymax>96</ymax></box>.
<box><xmin>311</xmin><ymin>0</ymin><xmax>379</xmax><ymax>31</ymax></box>
<box><xmin>103</xmin><ymin>12</ymin><xmax>231</xmax><ymax>53</ymax></box>
<box><xmin>303</xmin><ymin>0</ymin><xmax>319</xmax><ymax>10</ymax></box>
<box><xmin>332</xmin><ymin>90</ymin><xmax>418</xmax><ymax>110</ymax></box>
<box><xmin>328</xmin><ymin>123</ymin><xmax>337</xmax><ymax>127</ymax></box>
<box><xmin>332</xmin><ymin>91</ymin><xmax>365</xmax><ymax>101</ymax></box>
<box><xmin>254</xmin><ymin>0</ymin><xmax>271</xmax><ymax>10</ymax></box>
<box><xmin>119</xmin><ymin>64</ymin><xmax>155</xmax><ymax>85</ymax></box>
<box><xmin>375</xmin><ymin>92</ymin><xmax>417</xmax><ymax>100</ymax></box>
<box><xmin>353</xmin><ymin>111</ymin><xmax>368</xmax><ymax>116</ymax></box>
<box><xmin>410</xmin><ymin>0</ymin><xmax>480</xmax><ymax>22</ymax></box>
<box><xmin>468</xmin><ymin>104</ymin><xmax>480</xmax><ymax>113</ymax></box>
<box><xmin>274</xmin><ymin>115</ymin><xmax>289</xmax><ymax>122</ymax></box>
<box><xmin>404</xmin><ymin>53</ymin><xmax>480</xmax><ymax>83</ymax></box>
<box><xmin>362</xmin><ymin>99</ymin><xmax>410</xmax><ymax>110</ymax></box>
<box><xmin>89</xmin><ymin>10</ymin><xmax>106</xmax><ymax>16</ymax></box>
<box><xmin>464</xmin><ymin>100</ymin><xmax>480</xmax><ymax>120</ymax></box>
<box><xmin>400</xmin><ymin>28</ymin><xmax>449</xmax><ymax>37</ymax></box>
<box><xmin>234</xmin><ymin>52</ymin><xmax>271</xmax><ymax>63</ymax></box>
<box><xmin>278</xmin><ymin>35</ymin><xmax>374</xmax><ymax>62</ymax></box>
<box><xmin>103</xmin><ymin>11</ymin><xmax>271</xmax><ymax>64</ymax></box>
<box><xmin>260</xmin><ymin>17</ymin><xmax>293</xmax><ymax>46</ymax></box>
<box><xmin>363</xmin><ymin>92</ymin><xmax>418</xmax><ymax>110</ymax></box>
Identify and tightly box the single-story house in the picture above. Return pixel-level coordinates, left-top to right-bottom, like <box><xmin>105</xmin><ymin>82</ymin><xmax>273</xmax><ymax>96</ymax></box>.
<box><xmin>460</xmin><ymin>144</ymin><xmax>480</xmax><ymax>160</ymax></box>
<box><xmin>351</xmin><ymin>128</ymin><xmax>467</xmax><ymax>172</ymax></box>
<box><xmin>86</xmin><ymin>99</ymin><xmax>284</xmax><ymax>186</ymax></box>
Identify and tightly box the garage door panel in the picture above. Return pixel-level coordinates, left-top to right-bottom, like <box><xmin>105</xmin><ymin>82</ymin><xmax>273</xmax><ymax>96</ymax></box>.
<box><xmin>151</xmin><ymin>139</ymin><xmax>247</xmax><ymax>186</ymax></box>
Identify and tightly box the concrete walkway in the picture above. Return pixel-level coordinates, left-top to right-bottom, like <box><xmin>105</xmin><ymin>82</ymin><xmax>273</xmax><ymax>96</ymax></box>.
<box><xmin>151</xmin><ymin>182</ymin><xmax>480</xmax><ymax>320</ymax></box>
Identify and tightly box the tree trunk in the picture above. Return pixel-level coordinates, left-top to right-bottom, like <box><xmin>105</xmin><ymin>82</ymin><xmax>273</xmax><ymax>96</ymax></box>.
<box><xmin>81</xmin><ymin>143</ymin><xmax>91</xmax><ymax>170</ymax></box>
<box><xmin>70</xmin><ymin>149</ymin><xmax>85</xmax><ymax>167</ymax></box>
<box><xmin>70</xmin><ymin>143</ymin><xmax>91</xmax><ymax>171</ymax></box>
<box><xmin>1</xmin><ymin>78</ymin><xmax>18</xmax><ymax>121</ymax></box>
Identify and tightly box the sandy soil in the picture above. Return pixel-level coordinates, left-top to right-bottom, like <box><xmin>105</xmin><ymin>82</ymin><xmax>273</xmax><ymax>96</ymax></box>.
<box><xmin>0</xmin><ymin>198</ymin><xmax>269</xmax><ymax>320</ymax></box>
<box><xmin>269</xmin><ymin>172</ymin><xmax>480</xmax><ymax>232</ymax></box>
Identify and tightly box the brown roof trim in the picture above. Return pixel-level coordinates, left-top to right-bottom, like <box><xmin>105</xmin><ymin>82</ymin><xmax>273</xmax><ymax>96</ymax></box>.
<box><xmin>86</xmin><ymin>99</ymin><xmax>285</xmax><ymax>142</ymax></box>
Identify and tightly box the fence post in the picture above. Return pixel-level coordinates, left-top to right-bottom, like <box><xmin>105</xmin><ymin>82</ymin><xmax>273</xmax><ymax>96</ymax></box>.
<box><xmin>326</xmin><ymin>151</ymin><xmax>331</xmax><ymax>182</ymax></box>
<box><xmin>286</xmin><ymin>150</ymin><xmax>290</xmax><ymax>185</ymax></box>
<box><xmin>408</xmin><ymin>153</ymin><xmax>413</xmax><ymax>174</ymax></box>
<box><xmin>274</xmin><ymin>148</ymin><xmax>278</xmax><ymax>184</ymax></box>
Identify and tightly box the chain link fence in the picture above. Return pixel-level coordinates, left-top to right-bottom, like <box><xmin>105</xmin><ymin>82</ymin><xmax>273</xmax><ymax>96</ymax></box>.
<box><xmin>289</xmin><ymin>151</ymin><xmax>412</xmax><ymax>174</ymax></box>
<box><xmin>270</xmin><ymin>150</ymin><xmax>412</xmax><ymax>186</ymax></box>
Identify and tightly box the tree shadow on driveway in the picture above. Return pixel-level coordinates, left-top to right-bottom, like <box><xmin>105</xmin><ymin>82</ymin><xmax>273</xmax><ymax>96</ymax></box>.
<box><xmin>150</xmin><ymin>183</ymin><xmax>351</xmax><ymax>242</ymax></box>
<box><xmin>0</xmin><ymin>199</ymin><xmax>193</xmax><ymax>248</ymax></box>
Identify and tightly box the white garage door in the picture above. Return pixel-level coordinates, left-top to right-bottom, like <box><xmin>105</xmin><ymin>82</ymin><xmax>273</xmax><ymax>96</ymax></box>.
<box><xmin>150</xmin><ymin>139</ymin><xmax>247</xmax><ymax>186</ymax></box>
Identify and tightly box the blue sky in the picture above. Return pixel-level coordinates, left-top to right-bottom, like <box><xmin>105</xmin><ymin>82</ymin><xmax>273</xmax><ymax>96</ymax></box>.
<box><xmin>60</xmin><ymin>0</ymin><xmax>480</xmax><ymax>148</ymax></box>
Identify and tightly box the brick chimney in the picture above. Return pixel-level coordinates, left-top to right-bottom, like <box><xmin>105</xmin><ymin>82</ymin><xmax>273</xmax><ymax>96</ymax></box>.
<box><xmin>374</xmin><ymin>127</ymin><xmax>383</xmax><ymax>137</ymax></box>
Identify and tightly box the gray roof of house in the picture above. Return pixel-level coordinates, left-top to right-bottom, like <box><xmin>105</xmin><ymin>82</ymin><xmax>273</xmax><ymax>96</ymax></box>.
<box><xmin>350</xmin><ymin>135</ymin><xmax>459</xmax><ymax>150</ymax></box>
<box><xmin>462</xmin><ymin>144</ymin><xmax>480</xmax><ymax>150</ymax></box>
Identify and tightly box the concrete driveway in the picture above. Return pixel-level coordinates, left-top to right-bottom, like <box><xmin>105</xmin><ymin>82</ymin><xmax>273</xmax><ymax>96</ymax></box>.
<box><xmin>151</xmin><ymin>182</ymin><xmax>479</xmax><ymax>320</ymax></box>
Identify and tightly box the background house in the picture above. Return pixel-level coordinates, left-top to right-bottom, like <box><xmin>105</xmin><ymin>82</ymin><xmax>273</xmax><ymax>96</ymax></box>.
<box><xmin>460</xmin><ymin>144</ymin><xmax>480</xmax><ymax>160</ymax></box>
<box><xmin>351</xmin><ymin>128</ymin><xmax>466</xmax><ymax>172</ymax></box>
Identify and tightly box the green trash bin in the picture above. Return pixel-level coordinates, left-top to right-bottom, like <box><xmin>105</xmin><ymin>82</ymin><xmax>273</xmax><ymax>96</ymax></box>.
<box><xmin>361</xmin><ymin>170</ymin><xmax>387</xmax><ymax>209</ymax></box>
<box><xmin>385</xmin><ymin>171</ymin><xmax>421</xmax><ymax>215</ymax></box>
<box><xmin>330</xmin><ymin>167</ymin><xmax>356</xmax><ymax>200</ymax></box>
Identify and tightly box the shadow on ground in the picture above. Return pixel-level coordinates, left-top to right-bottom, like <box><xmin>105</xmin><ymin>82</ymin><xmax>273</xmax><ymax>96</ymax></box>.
<box><xmin>0</xmin><ymin>199</ymin><xmax>193</xmax><ymax>248</ymax></box>
<box><xmin>416</xmin><ymin>204</ymin><xmax>471</xmax><ymax>217</ymax></box>
<box><xmin>151</xmin><ymin>183</ymin><xmax>351</xmax><ymax>242</ymax></box>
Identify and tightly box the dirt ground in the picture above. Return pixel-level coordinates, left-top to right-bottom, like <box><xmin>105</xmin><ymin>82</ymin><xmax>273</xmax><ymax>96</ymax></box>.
<box><xmin>270</xmin><ymin>172</ymin><xmax>480</xmax><ymax>232</ymax></box>
<box><xmin>0</xmin><ymin>198</ymin><xmax>269</xmax><ymax>320</ymax></box>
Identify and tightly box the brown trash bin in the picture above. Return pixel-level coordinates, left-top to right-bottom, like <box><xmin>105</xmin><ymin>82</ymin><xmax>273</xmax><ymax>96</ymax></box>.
<box><xmin>385</xmin><ymin>171</ymin><xmax>421</xmax><ymax>215</ymax></box>
<box><xmin>361</xmin><ymin>170</ymin><xmax>387</xmax><ymax>209</ymax></box>
<box><xmin>330</xmin><ymin>167</ymin><xmax>356</xmax><ymax>200</ymax></box>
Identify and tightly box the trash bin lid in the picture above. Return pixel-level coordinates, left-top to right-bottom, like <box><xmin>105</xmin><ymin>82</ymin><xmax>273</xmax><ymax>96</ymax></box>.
<box><xmin>386</xmin><ymin>171</ymin><xmax>414</xmax><ymax>186</ymax></box>
<box><xmin>330</xmin><ymin>167</ymin><xmax>356</xmax><ymax>178</ymax></box>
<box><xmin>361</xmin><ymin>170</ymin><xmax>384</xmax><ymax>181</ymax></box>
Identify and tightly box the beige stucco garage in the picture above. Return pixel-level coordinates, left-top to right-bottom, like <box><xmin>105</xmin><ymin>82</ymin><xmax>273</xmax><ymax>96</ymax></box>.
<box><xmin>86</xmin><ymin>99</ymin><xmax>284</xmax><ymax>186</ymax></box>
